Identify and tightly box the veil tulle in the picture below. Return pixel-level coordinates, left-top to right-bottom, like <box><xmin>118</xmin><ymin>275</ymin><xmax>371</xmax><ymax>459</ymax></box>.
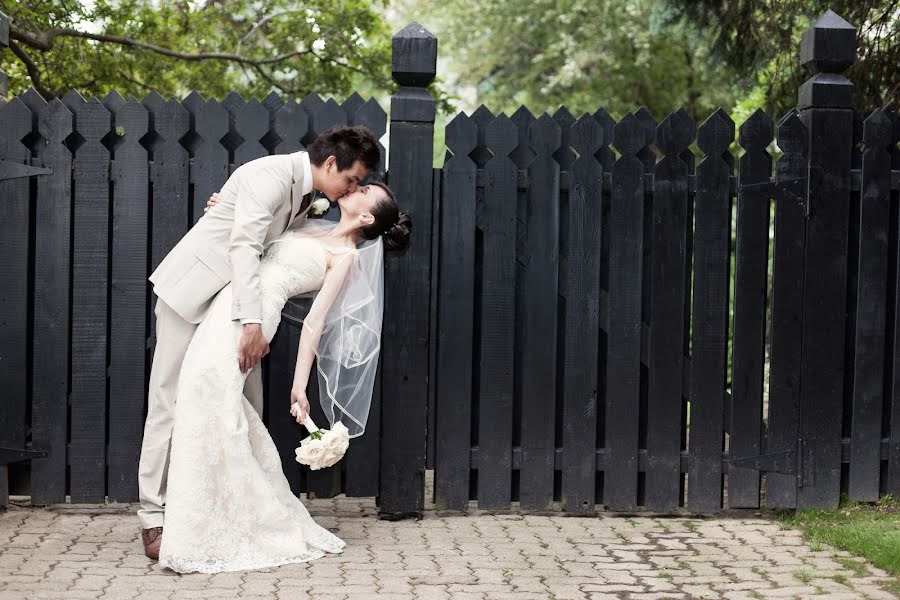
<box><xmin>276</xmin><ymin>219</ymin><xmax>383</xmax><ymax>438</ymax></box>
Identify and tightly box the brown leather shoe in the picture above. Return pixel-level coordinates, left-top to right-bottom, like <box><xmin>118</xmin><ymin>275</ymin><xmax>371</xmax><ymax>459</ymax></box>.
<box><xmin>142</xmin><ymin>527</ymin><xmax>163</xmax><ymax>560</ymax></box>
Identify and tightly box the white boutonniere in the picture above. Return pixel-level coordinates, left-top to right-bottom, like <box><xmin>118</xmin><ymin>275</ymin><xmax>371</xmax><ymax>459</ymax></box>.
<box><xmin>308</xmin><ymin>197</ymin><xmax>331</xmax><ymax>217</ymax></box>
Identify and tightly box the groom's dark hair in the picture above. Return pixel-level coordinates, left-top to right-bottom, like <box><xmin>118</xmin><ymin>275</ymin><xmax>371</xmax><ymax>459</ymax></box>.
<box><xmin>308</xmin><ymin>125</ymin><xmax>380</xmax><ymax>174</ymax></box>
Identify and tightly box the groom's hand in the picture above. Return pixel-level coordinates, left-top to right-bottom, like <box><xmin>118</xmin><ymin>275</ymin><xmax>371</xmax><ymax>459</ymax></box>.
<box><xmin>204</xmin><ymin>192</ymin><xmax>221</xmax><ymax>213</ymax></box>
<box><xmin>238</xmin><ymin>323</ymin><xmax>269</xmax><ymax>373</ymax></box>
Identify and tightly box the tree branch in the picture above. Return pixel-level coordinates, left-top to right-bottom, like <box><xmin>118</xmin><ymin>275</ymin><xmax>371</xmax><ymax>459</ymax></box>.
<box><xmin>8</xmin><ymin>40</ymin><xmax>54</xmax><ymax>99</ymax></box>
<box><xmin>251</xmin><ymin>63</ymin><xmax>295</xmax><ymax>95</ymax></box>
<box><xmin>10</xmin><ymin>22</ymin><xmax>315</xmax><ymax>66</ymax></box>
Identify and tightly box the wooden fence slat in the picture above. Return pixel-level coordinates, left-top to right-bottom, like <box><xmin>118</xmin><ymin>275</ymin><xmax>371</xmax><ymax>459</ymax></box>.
<box><xmin>470</xmin><ymin>105</ymin><xmax>496</xmax><ymax>168</ymax></box>
<box><xmin>23</xmin><ymin>90</ymin><xmax>73</xmax><ymax>504</ymax></box>
<box><xmin>266</xmin><ymin>326</ymin><xmax>304</xmax><ymax>495</ymax></box>
<box><xmin>686</xmin><ymin>109</ymin><xmax>734</xmax><ymax>512</ymax></box>
<box><xmin>106</xmin><ymin>95</ymin><xmax>149</xmax><ymax>502</ymax></box>
<box><xmin>635</xmin><ymin>108</ymin><xmax>657</xmax><ymax>488</ymax></box>
<box><xmin>234</xmin><ymin>99</ymin><xmax>269</xmax><ymax>167</ymax></box>
<box><xmin>889</xmin><ymin>110</ymin><xmax>900</xmax><ymax>496</ymax></box>
<box><xmin>592</xmin><ymin>108</ymin><xmax>616</xmax><ymax>465</ymax></box>
<box><xmin>561</xmin><ymin>114</ymin><xmax>603</xmax><ymax>514</ymax></box>
<box><xmin>509</xmin><ymin>107</ymin><xmax>535</xmax><ymax>504</ymax></box>
<box><xmin>70</xmin><ymin>95</ymin><xmax>110</xmax><ymax>503</ymax></box>
<box><xmin>645</xmin><ymin>109</ymin><xmax>693</xmax><ymax>510</ymax></box>
<box><xmin>302</xmin><ymin>94</ymin><xmax>348</xmax><ymax>144</ymax></box>
<box><xmin>341</xmin><ymin>92</ymin><xmax>365</xmax><ymax>118</ymax></box>
<box><xmin>476</xmin><ymin>115</ymin><xmax>518</xmax><ymax>510</ymax></box>
<box><xmin>342</xmin><ymin>97</ymin><xmax>388</xmax><ymax>494</ymax></box>
<box><xmin>604</xmin><ymin>114</ymin><xmax>645</xmax><ymax>510</ymax></box>
<box><xmin>0</xmin><ymin>97</ymin><xmax>33</xmax><ymax>504</ymax></box>
<box><xmin>519</xmin><ymin>114</ymin><xmax>561</xmax><ymax>510</ymax></box>
<box><xmin>729</xmin><ymin>109</ymin><xmax>772</xmax><ymax>508</ymax></box>
<box><xmin>434</xmin><ymin>113</ymin><xmax>477</xmax><ymax>511</ymax></box>
<box><xmin>273</xmin><ymin>100</ymin><xmax>308</xmax><ymax>154</ymax></box>
<box><xmin>344</xmin><ymin>356</ymin><xmax>382</xmax><ymax>497</ymax></box>
<box><xmin>184</xmin><ymin>93</ymin><xmax>228</xmax><ymax>224</ymax></box>
<box><xmin>767</xmin><ymin>110</ymin><xmax>808</xmax><ymax>509</ymax></box>
<box><xmin>295</xmin><ymin>96</ymin><xmax>349</xmax><ymax>499</ymax></box>
<box><xmin>351</xmin><ymin>99</ymin><xmax>388</xmax><ymax>178</ymax></box>
<box><xmin>145</xmin><ymin>95</ymin><xmax>190</xmax><ymax>273</ymax></box>
<box><xmin>848</xmin><ymin>109</ymin><xmax>892</xmax><ymax>500</ymax></box>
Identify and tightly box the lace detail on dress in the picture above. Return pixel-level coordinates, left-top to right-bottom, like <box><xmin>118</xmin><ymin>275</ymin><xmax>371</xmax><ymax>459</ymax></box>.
<box><xmin>158</xmin><ymin>235</ymin><xmax>344</xmax><ymax>574</ymax></box>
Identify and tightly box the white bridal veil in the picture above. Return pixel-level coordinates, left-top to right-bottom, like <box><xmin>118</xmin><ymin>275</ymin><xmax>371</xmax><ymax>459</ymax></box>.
<box><xmin>279</xmin><ymin>219</ymin><xmax>383</xmax><ymax>438</ymax></box>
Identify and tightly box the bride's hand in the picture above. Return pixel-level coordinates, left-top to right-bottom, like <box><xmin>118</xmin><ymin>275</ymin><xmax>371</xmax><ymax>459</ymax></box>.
<box><xmin>204</xmin><ymin>192</ymin><xmax>221</xmax><ymax>213</ymax></box>
<box><xmin>290</xmin><ymin>388</ymin><xmax>310</xmax><ymax>424</ymax></box>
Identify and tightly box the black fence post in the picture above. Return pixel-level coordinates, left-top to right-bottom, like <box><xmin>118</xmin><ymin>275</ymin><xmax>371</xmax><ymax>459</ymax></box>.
<box><xmin>1</xmin><ymin>12</ymin><xmax>8</xmax><ymax>102</ymax></box>
<box><xmin>796</xmin><ymin>10</ymin><xmax>856</xmax><ymax>508</ymax></box>
<box><xmin>379</xmin><ymin>23</ymin><xmax>437</xmax><ymax>517</ymax></box>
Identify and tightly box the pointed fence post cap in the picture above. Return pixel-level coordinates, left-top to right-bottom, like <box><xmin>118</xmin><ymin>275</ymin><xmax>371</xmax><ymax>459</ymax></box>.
<box><xmin>800</xmin><ymin>9</ymin><xmax>856</xmax><ymax>74</ymax></box>
<box><xmin>392</xmin><ymin>22</ymin><xmax>437</xmax><ymax>87</ymax></box>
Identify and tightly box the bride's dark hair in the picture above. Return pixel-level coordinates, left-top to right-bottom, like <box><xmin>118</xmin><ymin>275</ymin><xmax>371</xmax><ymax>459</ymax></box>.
<box><xmin>360</xmin><ymin>181</ymin><xmax>412</xmax><ymax>252</ymax></box>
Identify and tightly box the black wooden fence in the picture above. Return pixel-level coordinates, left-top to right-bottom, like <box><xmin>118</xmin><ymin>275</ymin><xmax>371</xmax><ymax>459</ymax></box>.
<box><xmin>2</xmin><ymin>10</ymin><xmax>899</xmax><ymax>515</ymax></box>
<box><xmin>431</xmin><ymin>10</ymin><xmax>900</xmax><ymax>513</ymax></box>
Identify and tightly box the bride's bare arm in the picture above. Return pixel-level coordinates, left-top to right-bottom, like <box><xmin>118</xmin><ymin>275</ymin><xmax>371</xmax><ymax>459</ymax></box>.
<box><xmin>290</xmin><ymin>251</ymin><xmax>355</xmax><ymax>423</ymax></box>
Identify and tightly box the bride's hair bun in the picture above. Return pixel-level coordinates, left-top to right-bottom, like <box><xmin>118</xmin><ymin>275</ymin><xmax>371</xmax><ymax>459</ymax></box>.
<box><xmin>383</xmin><ymin>212</ymin><xmax>412</xmax><ymax>252</ymax></box>
<box><xmin>359</xmin><ymin>181</ymin><xmax>412</xmax><ymax>252</ymax></box>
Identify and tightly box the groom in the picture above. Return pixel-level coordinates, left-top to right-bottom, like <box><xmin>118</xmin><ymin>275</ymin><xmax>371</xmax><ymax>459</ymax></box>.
<box><xmin>138</xmin><ymin>125</ymin><xmax>381</xmax><ymax>560</ymax></box>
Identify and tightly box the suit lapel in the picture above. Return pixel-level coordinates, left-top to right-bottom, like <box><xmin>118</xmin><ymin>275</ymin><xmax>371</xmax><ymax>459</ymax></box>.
<box><xmin>289</xmin><ymin>150</ymin><xmax>307</xmax><ymax>219</ymax></box>
<box><xmin>290</xmin><ymin>180</ymin><xmax>304</xmax><ymax>220</ymax></box>
<box><xmin>287</xmin><ymin>205</ymin><xmax>309</xmax><ymax>231</ymax></box>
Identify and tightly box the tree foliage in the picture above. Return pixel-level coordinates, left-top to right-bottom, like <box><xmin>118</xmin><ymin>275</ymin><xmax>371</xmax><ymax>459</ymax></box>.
<box><xmin>657</xmin><ymin>0</ymin><xmax>898</xmax><ymax>115</ymax></box>
<box><xmin>0</xmin><ymin>0</ymin><xmax>425</xmax><ymax>105</ymax></box>
<box><xmin>395</xmin><ymin>0</ymin><xmax>744</xmax><ymax>120</ymax></box>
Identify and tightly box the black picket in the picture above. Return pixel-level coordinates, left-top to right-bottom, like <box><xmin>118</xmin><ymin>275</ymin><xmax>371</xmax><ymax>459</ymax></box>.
<box><xmin>476</xmin><ymin>114</ymin><xmax>518</xmax><ymax>510</ymax></box>
<box><xmin>24</xmin><ymin>92</ymin><xmax>72</xmax><ymax>504</ymax></box>
<box><xmin>560</xmin><ymin>115</ymin><xmax>603</xmax><ymax>514</ymax></box>
<box><xmin>889</xmin><ymin>110</ymin><xmax>900</xmax><ymax>497</ymax></box>
<box><xmin>728</xmin><ymin>110</ymin><xmax>772</xmax><ymax>508</ymax></box>
<box><xmin>645</xmin><ymin>109</ymin><xmax>692</xmax><ymax>511</ymax></box>
<box><xmin>518</xmin><ymin>114</ymin><xmax>561</xmax><ymax>511</ymax></box>
<box><xmin>106</xmin><ymin>96</ymin><xmax>150</xmax><ymax>502</ymax></box>
<box><xmin>69</xmin><ymin>95</ymin><xmax>111</xmax><ymax>503</ymax></box>
<box><xmin>848</xmin><ymin>109</ymin><xmax>892</xmax><ymax>500</ymax></box>
<box><xmin>686</xmin><ymin>109</ymin><xmax>733</xmax><ymax>512</ymax></box>
<box><xmin>767</xmin><ymin>110</ymin><xmax>808</xmax><ymax>509</ymax></box>
<box><xmin>184</xmin><ymin>93</ymin><xmax>229</xmax><ymax>224</ymax></box>
<box><xmin>434</xmin><ymin>112</ymin><xmax>477</xmax><ymax>511</ymax></box>
<box><xmin>604</xmin><ymin>114</ymin><xmax>645</xmax><ymax>511</ymax></box>
<box><xmin>0</xmin><ymin>98</ymin><xmax>33</xmax><ymax>504</ymax></box>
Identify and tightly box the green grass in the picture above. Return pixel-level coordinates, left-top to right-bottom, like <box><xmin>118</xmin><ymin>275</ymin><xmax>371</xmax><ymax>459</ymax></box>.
<box><xmin>793</xmin><ymin>569</ymin><xmax>814</xmax><ymax>583</ymax></box>
<box><xmin>780</xmin><ymin>495</ymin><xmax>900</xmax><ymax>594</ymax></box>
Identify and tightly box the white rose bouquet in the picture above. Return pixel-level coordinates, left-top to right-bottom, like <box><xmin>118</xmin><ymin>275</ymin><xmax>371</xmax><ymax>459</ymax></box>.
<box><xmin>291</xmin><ymin>405</ymin><xmax>350</xmax><ymax>470</ymax></box>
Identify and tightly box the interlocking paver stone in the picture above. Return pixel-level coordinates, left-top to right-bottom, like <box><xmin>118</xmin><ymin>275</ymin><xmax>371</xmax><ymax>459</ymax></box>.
<box><xmin>1</xmin><ymin>488</ymin><xmax>898</xmax><ymax>600</ymax></box>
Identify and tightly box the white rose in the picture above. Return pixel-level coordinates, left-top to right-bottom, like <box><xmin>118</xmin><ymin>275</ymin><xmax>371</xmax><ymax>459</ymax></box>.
<box><xmin>296</xmin><ymin>438</ymin><xmax>326</xmax><ymax>466</ymax></box>
<box><xmin>309</xmin><ymin>198</ymin><xmax>330</xmax><ymax>216</ymax></box>
<box><xmin>323</xmin><ymin>431</ymin><xmax>343</xmax><ymax>453</ymax></box>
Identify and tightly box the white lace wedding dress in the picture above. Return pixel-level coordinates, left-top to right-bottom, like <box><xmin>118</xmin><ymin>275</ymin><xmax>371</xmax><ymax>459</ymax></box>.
<box><xmin>159</xmin><ymin>233</ymin><xmax>348</xmax><ymax>574</ymax></box>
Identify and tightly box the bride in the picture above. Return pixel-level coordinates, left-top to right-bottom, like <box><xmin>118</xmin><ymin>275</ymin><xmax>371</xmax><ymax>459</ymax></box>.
<box><xmin>158</xmin><ymin>181</ymin><xmax>410</xmax><ymax>574</ymax></box>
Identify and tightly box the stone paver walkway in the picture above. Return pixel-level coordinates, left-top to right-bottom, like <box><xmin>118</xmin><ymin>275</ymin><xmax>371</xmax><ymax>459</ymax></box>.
<box><xmin>0</xmin><ymin>495</ymin><xmax>896</xmax><ymax>600</ymax></box>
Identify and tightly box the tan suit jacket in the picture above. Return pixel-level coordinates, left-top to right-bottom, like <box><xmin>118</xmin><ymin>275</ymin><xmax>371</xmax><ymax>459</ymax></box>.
<box><xmin>150</xmin><ymin>151</ymin><xmax>312</xmax><ymax>324</ymax></box>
